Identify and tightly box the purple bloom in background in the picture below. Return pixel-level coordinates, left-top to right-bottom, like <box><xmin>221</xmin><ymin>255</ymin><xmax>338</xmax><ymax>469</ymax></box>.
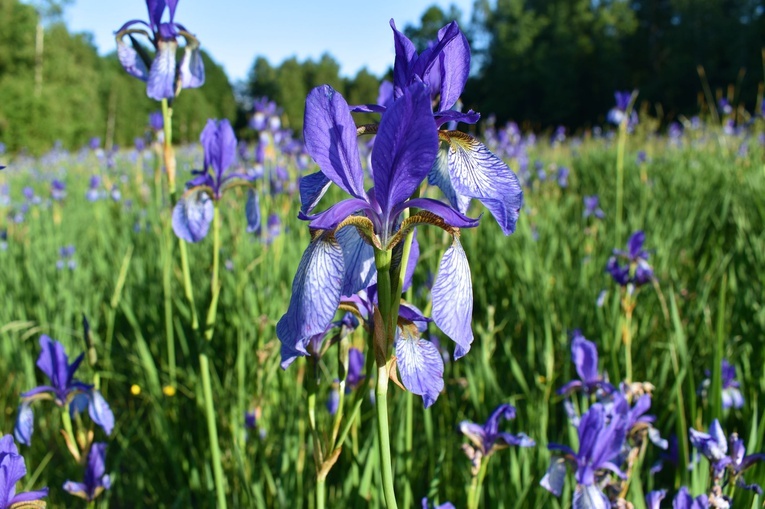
<box><xmin>422</xmin><ymin>498</ymin><xmax>456</xmax><ymax>509</ymax></box>
<box><xmin>671</xmin><ymin>487</ymin><xmax>709</xmax><ymax>509</ymax></box>
<box><xmin>0</xmin><ymin>435</ymin><xmax>49</xmax><ymax>508</ymax></box>
<box><xmin>691</xmin><ymin>420</ymin><xmax>765</xmax><ymax>490</ymax></box>
<box><xmin>172</xmin><ymin>119</ymin><xmax>254</xmax><ymax>242</ymax></box>
<box><xmin>698</xmin><ymin>359</ymin><xmax>744</xmax><ymax>410</ymax></box>
<box><xmin>134</xmin><ymin>136</ymin><xmax>147</xmax><ymax>152</ymax></box>
<box><xmin>149</xmin><ymin>111</ymin><xmax>164</xmax><ymax>131</ymax></box>
<box><xmin>250</xmin><ymin>97</ymin><xmax>280</xmax><ymax>131</ymax></box>
<box><xmin>86</xmin><ymin>175</ymin><xmax>102</xmax><ymax>202</ymax></box>
<box><xmin>558</xmin><ymin>330</ymin><xmax>613</xmax><ymax>396</ymax></box>
<box><xmin>116</xmin><ymin>0</ymin><xmax>205</xmax><ymax>100</ymax></box>
<box><xmin>606</xmin><ymin>230</ymin><xmax>654</xmax><ymax>287</ymax></box>
<box><xmin>50</xmin><ymin>179</ymin><xmax>66</xmax><ymax>201</ymax></box>
<box><xmin>63</xmin><ymin>442</ymin><xmax>111</xmax><ymax>501</ymax></box>
<box><xmin>88</xmin><ymin>137</ymin><xmax>101</xmax><ymax>151</ymax></box>
<box><xmin>607</xmin><ymin>91</ymin><xmax>638</xmax><ymax>128</ymax></box>
<box><xmin>346</xmin><ymin>347</ymin><xmax>365</xmax><ymax>389</ymax></box>
<box><xmin>645</xmin><ymin>490</ymin><xmax>666</xmax><ymax>509</ymax></box>
<box><xmin>16</xmin><ymin>336</ymin><xmax>114</xmax><ymax>445</ymax></box>
<box><xmin>56</xmin><ymin>245</ymin><xmax>76</xmax><ymax>271</ymax></box>
<box><xmin>556</xmin><ymin>166</ymin><xmax>569</xmax><ymax>188</ymax></box>
<box><xmin>541</xmin><ymin>404</ymin><xmax>627</xmax><ymax>506</ymax></box>
<box><xmin>459</xmin><ymin>403</ymin><xmax>535</xmax><ymax>457</ymax></box>
<box><xmin>583</xmin><ymin>195</ymin><xmax>605</xmax><ymax>219</ymax></box>
<box><xmin>718</xmin><ymin>98</ymin><xmax>732</xmax><ymax>115</ymax></box>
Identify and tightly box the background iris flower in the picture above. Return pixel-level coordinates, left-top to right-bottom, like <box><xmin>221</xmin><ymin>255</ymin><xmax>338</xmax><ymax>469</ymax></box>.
<box><xmin>115</xmin><ymin>0</ymin><xmax>204</xmax><ymax>101</ymax></box>
<box><xmin>0</xmin><ymin>435</ymin><xmax>49</xmax><ymax>509</ymax></box>
<box><xmin>63</xmin><ymin>442</ymin><xmax>111</xmax><ymax>502</ymax></box>
<box><xmin>172</xmin><ymin>119</ymin><xmax>256</xmax><ymax>242</ymax></box>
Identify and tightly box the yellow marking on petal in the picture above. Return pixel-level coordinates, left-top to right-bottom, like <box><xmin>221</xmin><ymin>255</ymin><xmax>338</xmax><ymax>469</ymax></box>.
<box><xmin>10</xmin><ymin>501</ymin><xmax>47</xmax><ymax>509</ymax></box>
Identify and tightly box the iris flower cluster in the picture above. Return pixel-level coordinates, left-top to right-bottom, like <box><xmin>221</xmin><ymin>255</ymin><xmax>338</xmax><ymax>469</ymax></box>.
<box><xmin>115</xmin><ymin>0</ymin><xmax>204</xmax><ymax>101</ymax></box>
<box><xmin>277</xmin><ymin>19</ymin><xmax>523</xmax><ymax>407</ymax></box>
<box><xmin>606</xmin><ymin>230</ymin><xmax>654</xmax><ymax>288</ymax></box>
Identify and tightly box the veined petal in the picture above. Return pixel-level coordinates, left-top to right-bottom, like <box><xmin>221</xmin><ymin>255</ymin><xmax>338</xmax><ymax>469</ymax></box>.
<box><xmin>36</xmin><ymin>335</ymin><xmax>69</xmax><ymax>390</ymax></box>
<box><xmin>88</xmin><ymin>390</ymin><xmax>115</xmax><ymax>436</ymax></box>
<box><xmin>116</xmin><ymin>38</ymin><xmax>149</xmax><ymax>81</ymax></box>
<box><xmin>179</xmin><ymin>45</ymin><xmax>205</xmax><ymax>89</ymax></box>
<box><xmin>304</xmin><ymin>198</ymin><xmax>375</xmax><ymax>231</ymax></box>
<box><xmin>145</xmin><ymin>0</ymin><xmax>166</xmax><ymax>30</ymax></box>
<box><xmin>14</xmin><ymin>403</ymin><xmax>34</xmax><ymax>446</ymax></box>
<box><xmin>443</xmin><ymin>131</ymin><xmax>523</xmax><ymax>235</ymax></box>
<box><xmin>303</xmin><ymin>85</ymin><xmax>366</xmax><ymax>199</ymax></box>
<box><xmin>201</xmin><ymin>119</ymin><xmax>237</xmax><ymax>180</ymax></box>
<box><xmin>428</xmin><ymin>144</ymin><xmax>471</xmax><ymax>213</ymax></box>
<box><xmin>245</xmin><ymin>189</ymin><xmax>261</xmax><ymax>234</ymax></box>
<box><xmin>404</xmin><ymin>197</ymin><xmax>480</xmax><ymax>229</ymax></box>
<box><xmin>1</xmin><ymin>453</ymin><xmax>27</xmax><ymax>499</ymax></box>
<box><xmin>172</xmin><ymin>189</ymin><xmax>214</xmax><ymax>242</ymax></box>
<box><xmin>336</xmin><ymin>225</ymin><xmax>376</xmax><ymax>297</ymax></box>
<box><xmin>276</xmin><ymin>232</ymin><xmax>344</xmax><ymax>365</ymax></box>
<box><xmin>573</xmin><ymin>485</ymin><xmax>611</xmax><ymax>509</ymax></box>
<box><xmin>299</xmin><ymin>172</ymin><xmax>331</xmax><ymax>214</ymax></box>
<box><xmin>147</xmin><ymin>38</ymin><xmax>177</xmax><ymax>100</ymax></box>
<box><xmin>427</xmin><ymin>22</ymin><xmax>470</xmax><ymax>112</ymax></box>
<box><xmin>371</xmin><ymin>82</ymin><xmax>438</xmax><ymax>216</ymax></box>
<box><xmin>395</xmin><ymin>334</ymin><xmax>444</xmax><ymax>408</ymax></box>
<box><xmin>431</xmin><ymin>239</ymin><xmax>473</xmax><ymax>358</ymax></box>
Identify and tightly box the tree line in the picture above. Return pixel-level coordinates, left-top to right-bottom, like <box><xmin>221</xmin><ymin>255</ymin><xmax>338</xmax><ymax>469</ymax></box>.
<box><xmin>1</xmin><ymin>0</ymin><xmax>763</xmax><ymax>155</ymax></box>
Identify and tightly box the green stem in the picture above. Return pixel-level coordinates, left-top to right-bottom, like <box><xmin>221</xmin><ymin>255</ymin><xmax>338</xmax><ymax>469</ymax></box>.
<box><xmin>61</xmin><ymin>406</ymin><xmax>80</xmax><ymax>459</ymax></box>
<box><xmin>200</xmin><ymin>352</ymin><xmax>227</xmax><ymax>509</ymax></box>
<box><xmin>467</xmin><ymin>455</ymin><xmax>491</xmax><ymax>509</ymax></box>
<box><xmin>161</xmin><ymin>99</ymin><xmax>176</xmax><ymax>201</ymax></box>
<box><xmin>376</xmin><ymin>363</ymin><xmax>398</xmax><ymax>509</ymax></box>
<box><xmin>162</xmin><ymin>231</ymin><xmax>176</xmax><ymax>385</ymax></box>
<box><xmin>615</xmin><ymin>120</ymin><xmax>627</xmax><ymax>248</ymax></box>
<box><xmin>204</xmin><ymin>202</ymin><xmax>222</xmax><ymax>342</ymax></box>
<box><xmin>402</xmin><ymin>390</ymin><xmax>413</xmax><ymax>509</ymax></box>
<box><xmin>179</xmin><ymin>238</ymin><xmax>199</xmax><ymax>331</ymax></box>
<box><xmin>623</xmin><ymin>297</ymin><xmax>633</xmax><ymax>384</ymax></box>
<box><xmin>316</xmin><ymin>477</ymin><xmax>326</xmax><ymax>509</ymax></box>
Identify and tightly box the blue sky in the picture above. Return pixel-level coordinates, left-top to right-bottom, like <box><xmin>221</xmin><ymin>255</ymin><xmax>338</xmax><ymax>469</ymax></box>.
<box><xmin>64</xmin><ymin>0</ymin><xmax>476</xmax><ymax>82</ymax></box>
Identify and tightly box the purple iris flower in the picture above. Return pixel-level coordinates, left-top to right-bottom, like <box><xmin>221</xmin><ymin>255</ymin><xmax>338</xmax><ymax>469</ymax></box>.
<box><xmin>607</xmin><ymin>91</ymin><xmax>638</xmax><ymax>127</ymax></box>
<box><xmin>718</xmin><ymin>98</ymin><xmax>732</xmax><ymax>115</ymax></box>
<box><xmin>541</xmin><ymin>404</ymin><xmax>627</xmax><ymax>508</ymax></box>
<box><xmin>280</xmin><ymin>84</ymin><xmax>480</xmax><ymax>395</ymax></box>
<box><xmin>558</xmin><ymin>330</ymin><xmax>613</xmax><ymax>396</ymax></box>
<box><xmin>115</xmin><ymin>0</ymin><xmax>204</xmax><ymax>101</ymax></box>
<box><xmin>606</xmin><ymin>230</ymin><xmax>654</xmax><ymax>287</ymax></box>
<box><xmin>583</xmin><ymin>195</ymin><xmax>605</xmax><ymax>219</ymax></box>
<box><xmin>50</xmin><ymin>179</ymin><xmax>66</xmax><ymax>201</ymax></box>
<box><xmin>698</xmin><ymin>359</ymin><xmax>744</xmax><ymax>409</ymax></box>
<box><xmin>353</xmin><ymin>21</ymin><xmax>524</xmax><ymax>236</ymax></box>
<box><xmin>0</xmin><ymin>435</ymin><xmax>49</xmax><ymax>508</ymax></box>
<box><xmin>89</xmin><ymin>137</ymin><xmax>101</xmax><ymax>151</ymax></box>
<box><xmin>86</xmin><ymin>175</ymin><xmax>102</xmax><ymax>202</ymax></box>
<box><xmin>645</xmin><ymin>490</ymin><xmax>666</xmax><ymax>509</ymax></box>
<box><xmin>691</xmin><ymin>420</ymin><xmax>765</xmax><ymax>490</ymax></box>
<box><xmin>15</xmin><ymin>335</ymin><xmax>114</xmax><ymax>445</ymax></box>
<box><xmin>459</xmin><ymin>403</ymin><xmax>535</xmax><ymax>457</ymax></box>
<box><xmin>346</xmin><ymin>347</ymin><xmax>365</xmax><ymax>389</ymax></box>
<box><xmin>250</xmin><ymin>97</ymin><xmax>280</xmax><ymax>131</ymax></box>
<box><xmin>63</xmin><ymin>442</ymin><xmax>111</xmax><ymax>501</ymax></box>
<box><xmin>149</xmin><ymin>111</ymin><xmax>164</xmax><ymax>131</ymax></box>
<box><xmin>172</xmin><ymin>119</ymin><xmax>255</xmax><ymax>242</ymax></box>
<box><xmin>556</xmin><ymin>166</ymin><xmax>569</xmax><ymax>188</ymax></box>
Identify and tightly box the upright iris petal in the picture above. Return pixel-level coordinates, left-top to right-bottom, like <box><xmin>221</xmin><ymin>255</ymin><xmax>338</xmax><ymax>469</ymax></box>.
<box><xmin>63</xmin><ymin>442</ymin><xmax>111</xmax><ymax>501</ymax></box>
<box><xmin>0</xmin><ymin>435</ymin><xmax>49</xmax><ymax>508</ymax></box>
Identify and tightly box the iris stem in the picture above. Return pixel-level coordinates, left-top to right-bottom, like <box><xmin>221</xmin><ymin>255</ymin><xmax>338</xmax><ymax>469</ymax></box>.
<box><xmin>376</xmin><ymin>363</ymin><xmax>398</xmax><ymax>509</ymax></box>
<box><xmin>61</xmin><ymin>405</ymin><xmax>79</xmax><ymax>460</ymax></box>
<box><xmin>467</xmin><ymin>455</ymin><xmax>491</xmax><ymax>509</ymax></box>
<box><xmin>199</xmin><ymin>202</ymin><xmax>226</xmax><ymax>507</ymax></box>
<box><xmin>199</xmin><ymin>352</ymin><xmax>227</xmax><ymax>509</ymax></box>
<box><xmin>622</xmin><ymin>292</ymin><xmax>634</xmax><ymax>384</ymax></box>
<box><xmin>316</xmin><ymin>478</ymin><xmax>326</xmax><ymax>509</ymax></box>
<box><xmin>615</xmin><ymin>119</ymin><xmax>627</xmax><ymax>248</ymax></box>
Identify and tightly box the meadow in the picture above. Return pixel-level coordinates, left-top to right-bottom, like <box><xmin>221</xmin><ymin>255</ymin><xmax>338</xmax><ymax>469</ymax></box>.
<box><xmin>1</xmin><ymin>96</ymin><xmax>764</xmax><ymax>509</ymax></box>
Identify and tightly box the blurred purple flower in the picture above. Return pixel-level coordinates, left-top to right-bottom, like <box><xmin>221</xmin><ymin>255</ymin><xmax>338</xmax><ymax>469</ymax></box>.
<box><xmin>607</xmin><ymin>91</ymin><xmax>638</xmax><ymax>128</ymax></box>
<box><xmin>63</xmin><ymin>442</ymin><xmax>111</xmax><ymax>501</ymax></box>
<box><xmin>583</xmin><ymin>195</ymin><xmax>605</xmax><ymax>219</ymax></box>
<box><xmin>86</xmin><ymin>175</ymin><xmax>102</xmax><ymax>202</ymax></box>
<box><xmin>698</xmin><ymin>359</ymin><xmax>744</xmax><ymax>410</ymax></box>
<box><xmin>606</xmin><ymin>230</ymin><xmax>654</xmax><ymax>287</ymax></box>
<box><xmin>459</xmin><ymin>403</ymin><xmax>535</xmax><ymax>457</ymax></box>
<box><xmin>50</xmin><ymin>179</ymin><xmax>66</xmax><ymax>201</ymax></box>
<box><xmin>558</xmin><ymin>330</ymin><xmax>613</xmax><ymax>396</ymax></box>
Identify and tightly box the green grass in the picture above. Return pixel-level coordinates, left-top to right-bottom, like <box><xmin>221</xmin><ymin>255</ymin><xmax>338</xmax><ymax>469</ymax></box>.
<box><xmin>1</xmin><ymin>124</ymin><xmax>764</xmax><ymax>508</ymax></box>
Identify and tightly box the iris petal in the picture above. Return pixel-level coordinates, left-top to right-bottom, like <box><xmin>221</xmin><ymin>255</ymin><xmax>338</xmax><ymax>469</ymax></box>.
<box><xmin>245</xmin><ymin>189</ymin><xmax>261</xmax><ymax>234</ymax></box>
<box><xmin>116</xmin><ymin>39</ymin><xmax>149</xmax><ymax>81</ymax></box>
<box><xmin>428</xmin><ymin>145</ymin><xmax>471</xmax><ymax>213</ymax></box>
<box><xmin>303</xmin><ymin>85</ymin><xmax>366</xmax><ymax>199</ymax></box>
<box><xmin>88</xmin><ymin>390</ymin><xmax>115</xmax><ymax>436</ymax></box>
<box><xmin>147</xmin><ymin>39</ymin><xmax>177</xmax><ymax>100</ymax></box>
<box><xmin>14</xmin><ymin>403</ymin><xmax>34</xmax><ymax>446</ymax></box>
<box><xmin>276</xmin><ymin>232</ymin><xmax>344</xmax><ymax>365</ymax></box>
<box><xmin>572</xmin><ymin>332</ymin><xmax>599</xmax><ymax>384</ymax></box>
<box><xmin>304</xmin><ymin>198</ymin><xmax>374</xmax><ymax>231</ymax></box>
<box><xmin>395</xmin><ymin>334</ymin><xmax>444</xmax><ymax>408</ymax></box>
<box><xmin>539</xmin><ymin>457</ymin><xmax>568</xmax><ymax>496</ymax></box>
<box><xmin>444</xmin><ymin>132</ymin><xmax>523</xmax><ymax>235</ymax></box>
<box><xmin>171</xmin><ymin>189</ymin><xmax>214</xmax><ymax>242</ymax></box>
<box><xmin>299</xmin><ymin>172</ymin><xmax>331</xmax><ymax>214</ymax></box>
<box><xmin>179</xmin><ymin>45</ymin><xmax>205</xmax><ymax>89</ymax></box>
<box><xmin>431</xmin><ymin>239</ymin><xmax>473</xmax><ymax>359</ymax></box>
<box><xmin>573</xmin><ymin>485</ymin><xmax>611</xmax><ymax>509</ymax></box>
<box><xmin>336</xmin><ymin>226</ymin><xmax>376</xmax><ymax>297</ymax></box>
<box><xmin>371</xmin><ymin>82</ymin><xmax>438</xmax><ymax>217</ymax></box>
